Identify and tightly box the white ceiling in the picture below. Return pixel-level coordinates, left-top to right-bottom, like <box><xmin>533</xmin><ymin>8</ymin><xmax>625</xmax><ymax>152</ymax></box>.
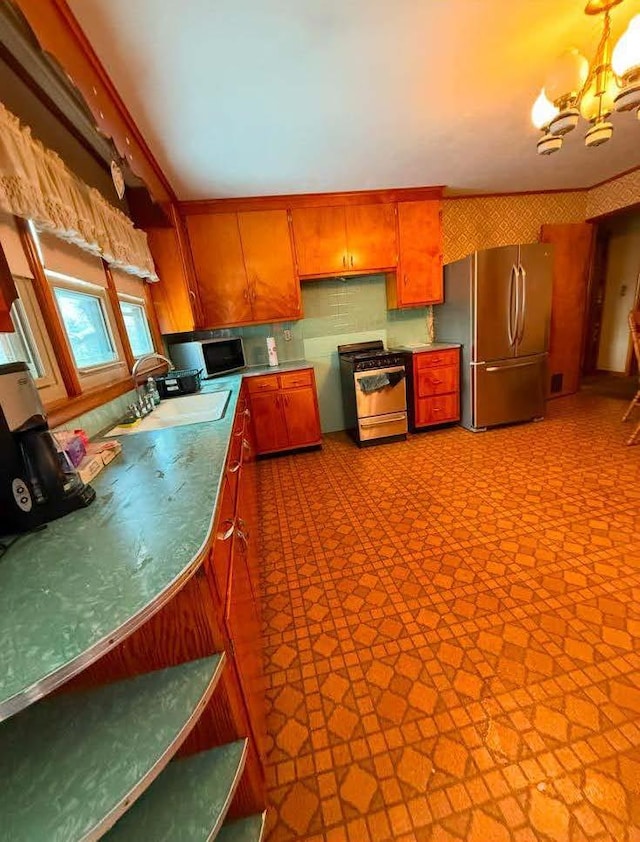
<box><xmin>68</xmin><ymin>0</ymin><xmax>640</xmax><ymax>200</ymax></box>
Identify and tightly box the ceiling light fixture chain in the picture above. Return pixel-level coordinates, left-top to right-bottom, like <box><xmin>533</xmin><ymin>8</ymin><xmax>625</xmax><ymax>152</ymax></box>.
<box><xmin>531</xmin><ymin>0</ymin><xmax>640</xmax><ymax>154</ymax></box>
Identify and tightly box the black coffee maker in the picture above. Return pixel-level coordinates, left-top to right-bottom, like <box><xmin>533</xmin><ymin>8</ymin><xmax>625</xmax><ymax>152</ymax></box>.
<box><xmin>0</xmin><ymin>361</ymin><xmax>95</xmax><ymax>536</ymax></box>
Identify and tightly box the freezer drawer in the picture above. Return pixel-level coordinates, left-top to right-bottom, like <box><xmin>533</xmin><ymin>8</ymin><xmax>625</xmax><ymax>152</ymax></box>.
<box><xmin>472</xmin><ymin>354</ymin><xmax>547</xmax><ymax>430</ymax></box>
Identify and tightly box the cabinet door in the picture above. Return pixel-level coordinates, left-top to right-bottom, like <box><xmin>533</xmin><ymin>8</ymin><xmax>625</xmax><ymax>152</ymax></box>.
<box><xmin>249</xmin><ymin>392</ymin><xmax>288</xmax><ymax>454</ymax></box>
<box><xmin>225</xmin><ymin>532</ymin><xmax>266</xmax><ymax>759</ymax></box>
<box><xmin>146</xmin><ymin>226</ymin><xmax>196</xmax><ymax>333</ymax></box>
<box><xmin>282</xmin><ymin>386</ymin><xmax>322</xmax><ymax>448</ymax></box>
<box><xmin>186</xmin><ymin>213</ymin><xmax>252</xmax><ymax>328</ymax></box>
<box><xmin>290</xmin><ymin>206</ymin><xmax>348</xmax><ymax>277</ymax></box>
<box><xmin>345</xmin><ymin>203</ymin><xmax>397</xmax><ymax>272</ymax></box>
<box><xmin>238</xmin><ymin>210</ymin><xmax>301</xmax><ymax>323</ymax></box>
<box><xmin>395</xmin><ymin>201</ymin><xmax>443</xmax><ymax>307</ymax></box>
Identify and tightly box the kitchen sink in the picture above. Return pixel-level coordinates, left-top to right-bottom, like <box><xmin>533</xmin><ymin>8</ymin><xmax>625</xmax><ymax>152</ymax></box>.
<box><xmin>105</xmin><ymin>390</ymin><xmax>231</xmax><ymax>436</ymax></box>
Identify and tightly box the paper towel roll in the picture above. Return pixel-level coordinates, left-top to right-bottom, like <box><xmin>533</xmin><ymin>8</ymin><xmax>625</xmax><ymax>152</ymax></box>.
<box><xmin>266</xmin><ymin>336</ymin><xmax>279</xmax><ymax>367</ymax></box>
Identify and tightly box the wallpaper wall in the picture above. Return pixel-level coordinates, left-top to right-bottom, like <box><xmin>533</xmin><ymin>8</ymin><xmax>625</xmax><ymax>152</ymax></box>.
<box><xmin>587</xmin><ymin>168</ymin><xmax>640</xmax><ymax>219</ymax></box>
<box><xmin>442</xmin><ymin>191</ymin><xmax>587</xmax><ymax>264</ymax></box>
<box><xmin>442</xmin><ymin>167</ymin><xmax>640</xmax><ymax>264</ymax></box>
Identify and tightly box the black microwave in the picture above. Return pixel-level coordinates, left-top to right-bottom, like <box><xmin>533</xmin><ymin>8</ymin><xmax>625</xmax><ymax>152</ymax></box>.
<box><xmin>169</xmin><ymin>337</ymin><xmax>246</xmax><ymax>378</ymax></box>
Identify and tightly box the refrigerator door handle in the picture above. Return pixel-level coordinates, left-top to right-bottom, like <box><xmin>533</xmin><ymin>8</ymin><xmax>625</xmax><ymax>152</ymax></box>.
<box><xmin>516</xmin><ymin>264</ymin><xmax>527</xmax><ymax>345</ymax></box>
<box><xmin>507</xmin><ymin>264</ymin><xmax>517</xmax><ymax>347</ymax></box>
<box><xmin>486</xmin><ymin>357</ymin><xmax>546</xmax><ymax>373</ymax></box>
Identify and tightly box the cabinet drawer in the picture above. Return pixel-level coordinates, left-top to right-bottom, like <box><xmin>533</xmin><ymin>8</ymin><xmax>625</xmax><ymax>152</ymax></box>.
<box><xmin>416</xmin><ymin>365</ymin><xmax>459</xmax><ymax>397</ymax></box>
<box><xmin>415</xmin><ymin>349</ymin><xmax>459</xmax><ymax>369</ymax></box>
<box><xmin>415</xmin><ymin>394</ymin><xmax>459</xmax><ymax>426</ymax></box>
<box><xmin>279</xmin><ymin>369</ymin><xmax>312</xmax><ymax>390</ymax></box>
<box><xmin>246</xmin><ymin>374</ymin><xmax>279</xmax><ymax>394</ymax></box>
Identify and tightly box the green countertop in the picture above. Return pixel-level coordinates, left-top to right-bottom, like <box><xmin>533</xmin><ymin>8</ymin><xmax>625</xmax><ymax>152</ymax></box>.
<box><xmin>218</xmin><ymin>814</ymin><xmax>267</xmax><ymax>842</ymax></box>
<box><xmin>107</xmin><ymin>740</ymin><xmax>247</xmax><ymax>840</ymax></box>
<box><xmin>0</xmin><ymin>655</ymin><xmax>225</xmax><ymax>841</ymax></box>
<box><xmin>0</xmin><ymin>376</ymin><xmax>242</xmax><ymax>720</ymax></box>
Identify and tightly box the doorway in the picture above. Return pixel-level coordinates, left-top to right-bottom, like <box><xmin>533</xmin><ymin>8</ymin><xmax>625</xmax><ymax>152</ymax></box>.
<box><xmin>581</xmin><ymin>209</ymin><xmax>640</xmax><ymax>399</ymax></box>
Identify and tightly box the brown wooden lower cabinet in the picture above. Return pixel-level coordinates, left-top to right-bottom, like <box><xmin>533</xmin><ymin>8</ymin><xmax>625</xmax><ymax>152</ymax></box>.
<box><xmin>405</xmin><ymin>347</ymin><xmax>461</xmax><ymax>429</ymax></box>
<box><xmin>60</xmin><ymin>381</ymin><xmax>267</xmax><ymax>817</ymax></box>
<box><xmin>246</xmin><ymin>367</ymin><xmax>322</xmax><ymax>455</ymax></box>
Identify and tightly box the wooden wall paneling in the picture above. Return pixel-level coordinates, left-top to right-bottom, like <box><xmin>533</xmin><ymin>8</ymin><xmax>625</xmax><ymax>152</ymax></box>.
<box><xmin>15</xmin><ymin>216</ymin><xmax>82</xmax><ymax>396</ymax></box>
<box><xmin>237</xmin><ymin>210</ymin><xmax>301</xmax><ymax>322</ymax></box>
<box><xmin>345</xmin><ymin>203</ymin><xmax>397</xmax><ymax>272</ymax></box>
<box><xmin>290</xmin><ymin>205</ymin><xmax>348</xmax><ymax>277</ymax></box>
<box><xmin>103</xmin><ymin>261</ymin><xmax>135</xmax><ymax>372</ymax></box>
<box><xmin>540</xmin><ymin>223</ymin><xmax>595</xmax><ymax>397</ymax></box>
<box><xmin>15</xmin><ymin>0</ymin><xmax>174</xmax><ymax>203</ymax></box>
<box><xmin>185</xmin><ymin>213</ymin><xmax>252</xmax><ymax>328</ymax></box>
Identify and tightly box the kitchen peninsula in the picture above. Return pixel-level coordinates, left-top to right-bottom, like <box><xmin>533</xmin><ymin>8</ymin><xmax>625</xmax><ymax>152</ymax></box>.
<box><xmin>0</xmin><ymin>368</ymin><xmax>301</xmax><ymax>840</ymax></box>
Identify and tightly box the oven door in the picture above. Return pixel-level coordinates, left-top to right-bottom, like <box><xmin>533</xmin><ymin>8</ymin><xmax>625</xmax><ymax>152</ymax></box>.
<box><xmin>354</xmin><ymin>366</ymin><xmax>407</xmax><ymax>419</ymax></box>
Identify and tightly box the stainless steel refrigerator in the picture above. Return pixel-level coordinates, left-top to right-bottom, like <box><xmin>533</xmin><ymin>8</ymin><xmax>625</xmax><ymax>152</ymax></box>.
<box><xmin>436</xmin><ymin>243</ymin><xmax>553</xmax><ymax>431</ymax></box>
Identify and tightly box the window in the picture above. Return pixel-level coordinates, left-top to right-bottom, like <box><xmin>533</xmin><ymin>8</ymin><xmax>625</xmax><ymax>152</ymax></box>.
<box><xmin>53</xmin><ymin>286</ymin><xmax>117</xmax><ymax>369</ymax></box>
<box><xmin>0</xmin><ymin>299</ymin><xmax>44</xmax><ymax>379</ymax></box>
<box><xmin>119</xmin><ymin>298</ymin><xmax>154</xmax><ymax>358</ymax></box>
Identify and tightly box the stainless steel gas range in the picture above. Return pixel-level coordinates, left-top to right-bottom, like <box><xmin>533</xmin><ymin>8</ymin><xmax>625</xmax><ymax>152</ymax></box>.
<box><xmin>338</xmin><ymin>341</ymin><xmax>407</xmax><ymax>446</ymax></box>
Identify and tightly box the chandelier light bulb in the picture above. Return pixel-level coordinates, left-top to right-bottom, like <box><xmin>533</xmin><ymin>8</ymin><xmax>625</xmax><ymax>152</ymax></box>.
<box><xmin>531</xmin><ymin>89</ymin><xmax>559</xmax><ymax>129</ymax></box>
<box><xmin>613</xmin><ymin>15</ymin><xmax>640</xmax><ymax>112</ymax></box>
<box><xmin>612</xmin><ymin>14</ymin><xmax>640</xmax><ymax>78</ymax></box>
<box><xmin>545</xmin><ymin>49</ymin><xmax>590</xmax><ymax>106</ymax></box>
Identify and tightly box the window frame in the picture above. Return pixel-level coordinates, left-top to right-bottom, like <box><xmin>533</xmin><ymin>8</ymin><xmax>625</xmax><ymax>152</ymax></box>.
<box><xmin>46</xmin><ymin>269</ymin><xmax>129</xmax><ymax>390</ymax></box>
<box><xmin>117</xmin><ymin>292</ymin><xmax>155</xmax><ymax>359</ymax></box>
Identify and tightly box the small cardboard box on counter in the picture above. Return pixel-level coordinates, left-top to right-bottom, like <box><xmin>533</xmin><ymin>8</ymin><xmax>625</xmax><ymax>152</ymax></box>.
<box><xmin>77</xmin><ymin>440</ymin><xmax>122</xmax><ymax>485</ymax></box>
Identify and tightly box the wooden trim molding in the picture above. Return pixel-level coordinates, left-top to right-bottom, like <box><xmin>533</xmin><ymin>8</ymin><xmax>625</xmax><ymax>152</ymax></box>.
<box><xmin>15</xmin><ymin>216</ymin><xmax>82</xmax><ymax>397</ymax></box>
<box><xmin>103</xmin><ymin>260</ymin><xmax>136</xmax><ymax>372</ymax></box>
<box><xmin>14</xmin><ymin>0</ymin><xmax>175</xmax><ymax>203</ymax></box>
<box><xmin>179</xmin><ymin>186</ymin><xmax>445</xmax><ymax>216</ymax></box>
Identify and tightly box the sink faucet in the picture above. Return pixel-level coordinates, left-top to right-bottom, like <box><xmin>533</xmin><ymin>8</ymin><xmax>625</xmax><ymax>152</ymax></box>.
<box><xmin>131</xmin><ymin>353</ymin><xmax>174</xmax><ymax>384</ymax></box>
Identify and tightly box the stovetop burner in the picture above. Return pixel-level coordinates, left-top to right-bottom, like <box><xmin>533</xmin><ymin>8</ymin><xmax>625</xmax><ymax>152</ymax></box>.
<box><xmin>338</xmin><ymin>341</ymin><xmax>405</xmax><ymax>371</ymax></box>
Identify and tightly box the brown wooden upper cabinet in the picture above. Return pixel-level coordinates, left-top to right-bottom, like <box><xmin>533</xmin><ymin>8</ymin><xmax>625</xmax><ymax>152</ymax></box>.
<box><xmin>291</xmin><ymin>203</ymin><xmax>397</xmax><ymax>278</ymax></box>
<box><xmin>186</xmin><ymin>210</ymin><xmax>301</xmax><ymax>329</ymax></box>
<box><xmin>387</xmin><ymin>200</ymin><xmax>443</xmax><ymax>308</ymax></box>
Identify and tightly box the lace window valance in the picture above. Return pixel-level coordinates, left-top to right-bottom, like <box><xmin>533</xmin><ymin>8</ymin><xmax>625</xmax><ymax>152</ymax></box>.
<box><xmin>0</xmin><ymin>102</ymin><xmax>158</xmax><ymax>282</ymax></box>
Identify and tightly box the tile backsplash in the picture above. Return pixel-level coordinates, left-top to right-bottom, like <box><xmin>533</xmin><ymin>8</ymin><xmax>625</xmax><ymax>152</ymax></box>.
<box><xmin>238</xmin><ymin>274</ymin><xmax>429</xmax><ymax>432</ymax></box>
<box><xmin>54</xmin><ymin>389</ymin><xmax>137</xmax><ymax>439</ymax></box>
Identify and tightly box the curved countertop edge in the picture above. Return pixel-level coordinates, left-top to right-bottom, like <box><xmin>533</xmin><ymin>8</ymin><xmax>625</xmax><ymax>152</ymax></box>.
<box><xmin>88</xmin><ymin>653</ymin><xmax>226</xmax><ymax>842</ymax></box>
<box><xmin>1</xmin><ymin>539</ymin><xmax>213</xmax><ymax>722</ymax></box>
<box><xmin>0</xmin><ymin>380</ymin><xmax>242</xmax><ymax>722</ymax></box>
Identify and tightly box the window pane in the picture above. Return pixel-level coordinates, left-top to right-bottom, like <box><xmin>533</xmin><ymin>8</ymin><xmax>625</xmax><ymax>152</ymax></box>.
<box><xmin>0</xmin><ymin>300</ymin><xmax>43</xmax><ymax>379</ymax></box>
<box><xmin>54</xmin><ymin>287</ymin><xmax>117</xmax><ymax>369</ymax></box>
<box><xmin>120</xmin><ymin>300</ymin><xmax>154</xmax><ymax>358</ymax></box>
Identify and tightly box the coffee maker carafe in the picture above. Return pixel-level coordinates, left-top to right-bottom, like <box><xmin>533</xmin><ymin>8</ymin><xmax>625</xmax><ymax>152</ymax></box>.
<box><xmin>0</xmin><ymin>362</ymin><xmax>95</xmax><ymax>536</ymax></box>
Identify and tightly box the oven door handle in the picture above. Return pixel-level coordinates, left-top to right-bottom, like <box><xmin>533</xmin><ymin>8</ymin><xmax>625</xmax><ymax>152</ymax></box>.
<box><xmin>355</xmin><ymin>365</ymin><xmax>405</xmax><ymax>380</ymax></box>
<box><xmin>360</xmin><ymin>412</ymin><xmax>407</xmax><ymax>428</ymax></box>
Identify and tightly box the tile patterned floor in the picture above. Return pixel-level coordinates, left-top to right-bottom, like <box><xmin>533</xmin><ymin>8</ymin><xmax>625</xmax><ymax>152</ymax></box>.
<box><xmin>257</xmin><ymin>393</ymin><xmax>640</xmax><ymax>842</ymax></box>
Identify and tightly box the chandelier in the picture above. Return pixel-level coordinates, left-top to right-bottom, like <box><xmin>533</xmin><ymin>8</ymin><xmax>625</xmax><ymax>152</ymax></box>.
<box><xmin>531</xmin><ymin>0</ymin><xmax>640</xmax><ymax>154</ymax></box>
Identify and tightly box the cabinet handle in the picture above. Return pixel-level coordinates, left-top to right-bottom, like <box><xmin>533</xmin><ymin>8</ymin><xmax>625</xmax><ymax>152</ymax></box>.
<box><xmin>218</xmin><ymin>518</ymin><xmax>235</xmax><ymax>541</ymax></box>
<box><xmin>189</xmin><ymin>289</ymin><xmax>196</xmax><ymax>301</ymax></box>
<box><xmin>243</xmin><ymin>407</ymin><xmax>251</xmax><ymax>420</ymax></box>
<box><xmin>242</xmin><ymin>438</ymin><xmax>251</xmax><ymax>452</ymax></box>
<box><xmin>350</xmin><ymin>255</ymin><xmax>354</xmax><ymax>268</ymax></box>
<box><xmin>342</xmin><ymin>255</ymin><xmax>347</xmax><ymax>268</ymax></box>
<box><xmin>228</xmin><ymin>460</ymin><xmax>241</xmax><ymax>474</ymax></box>
<box><xmin>284</xmin><ymin>394</ymin><xmax>289</xmax><ymax>407</ymax></box>
<box><xmin>404</xmin><ymin>273</ymin><xmax>408</xmax><ymax>286</ymax></box>
<box><xmin>431</xmin><ymin>379</ymin><xmax>443</xmax><ymax>385</ymax></box>
<box><xmin>243</xmin><ymin>287</ymin><xmax>249</xmax><ymax>302</ymax></box>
